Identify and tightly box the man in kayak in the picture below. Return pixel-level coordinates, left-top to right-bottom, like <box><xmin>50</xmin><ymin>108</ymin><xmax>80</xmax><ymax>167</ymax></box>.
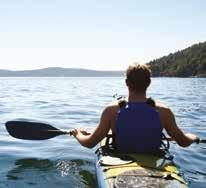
<box><xmin>71</xmin><ymin>63</ymin><xmax>199</xmax><ymax>151</ymax></box>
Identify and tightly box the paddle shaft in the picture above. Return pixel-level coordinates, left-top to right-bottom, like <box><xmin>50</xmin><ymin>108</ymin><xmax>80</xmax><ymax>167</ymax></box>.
<box><xmin>167</xmin><ymin>137</ymin><xmax>206</xmax><ymax>144</ymax></box>
<box><xmin>198</xmin><ymin>139</ymin><xmax>206</xmax><ymax>143</ymax></box>
<box><xmin>46</xmin><ymin>129</ymin><xmax>72</xmax><ymax>135</ymax></box>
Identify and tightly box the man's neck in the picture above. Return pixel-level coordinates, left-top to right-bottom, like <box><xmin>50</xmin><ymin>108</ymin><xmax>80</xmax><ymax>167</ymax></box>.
<box><xmin>128</xmin><ymin>91</ymin><xmax>147</xmax><ymax>102</ymax></box>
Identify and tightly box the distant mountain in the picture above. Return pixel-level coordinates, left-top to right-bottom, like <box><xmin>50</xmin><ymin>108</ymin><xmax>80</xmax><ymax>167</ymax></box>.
<box><xmin>147</xmin><ymin>42</ymin><xmax>206</xmax><ymax>77</ymax></box>
<box><xmin>0</xmin><ymin>67</ymin><xmax>124</xmax><ymax>77</ymax></box>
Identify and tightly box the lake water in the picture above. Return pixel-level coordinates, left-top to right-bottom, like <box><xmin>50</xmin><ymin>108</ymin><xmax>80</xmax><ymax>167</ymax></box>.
<box><xmin>0</xmin><ymin>77</ymin><xmax>205</xmax><ymax>188</ymax></box>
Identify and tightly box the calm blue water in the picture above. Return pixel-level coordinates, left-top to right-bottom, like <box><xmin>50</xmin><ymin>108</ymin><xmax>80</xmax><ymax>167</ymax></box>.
<box><xmin>0</xmin><ymin>77</ymin><xmax>205</xmax><ymax>188</ymax></box>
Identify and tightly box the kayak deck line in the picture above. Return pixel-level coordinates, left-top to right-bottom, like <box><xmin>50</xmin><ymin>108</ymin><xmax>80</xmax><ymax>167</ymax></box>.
<box><xmin>99</xmin><ymin>158</ymin><xmax>179</xmax><ymax>174</ymax></box>
<box><xmin>104</xmin><ymin>172</ymin><xmax>187</xmax><ymax>185</ymax></box>
<box><xmin>103</xmin><ymin>171</ymin><xmax>186</xmax><ymax>184</ymax></box>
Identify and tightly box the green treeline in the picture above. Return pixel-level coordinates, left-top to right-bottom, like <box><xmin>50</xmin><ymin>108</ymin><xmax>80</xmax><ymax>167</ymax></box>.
<box><xmin>147</xmin><ymin>42</ymin><xmax>206</xmax><ymax>77</ymax></box>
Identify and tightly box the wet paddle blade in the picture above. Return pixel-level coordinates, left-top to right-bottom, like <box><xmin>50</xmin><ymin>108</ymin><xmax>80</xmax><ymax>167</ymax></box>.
<box><xmin>5</xmin><ymin>120</ymin><xmax>67</xmax><ymax>140</ymax></box>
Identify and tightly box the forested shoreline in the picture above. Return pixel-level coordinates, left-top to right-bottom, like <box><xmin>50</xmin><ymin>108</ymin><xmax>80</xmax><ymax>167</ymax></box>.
<box><xmin>147</xmin><ymin>42</ymin><xmax>206</xmax><ymax>77</ymax></box>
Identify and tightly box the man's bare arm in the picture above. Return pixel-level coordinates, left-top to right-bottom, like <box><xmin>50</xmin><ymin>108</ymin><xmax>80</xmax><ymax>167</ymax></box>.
<box><xmin>71</xmin><ymin>106</ymin><xmax>112</xmax><ymax>148</ymax></box>
<box><xmin>160</xmin><ymin>107</ymin><xmax>199</xmax><ymax>147</ymax></box>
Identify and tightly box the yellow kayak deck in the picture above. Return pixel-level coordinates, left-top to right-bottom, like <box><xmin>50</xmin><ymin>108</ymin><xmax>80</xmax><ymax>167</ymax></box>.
<box><xmin>95</xmin><ymin>140</ymin><xmax>188</xmax><ymax>188</ymax></box>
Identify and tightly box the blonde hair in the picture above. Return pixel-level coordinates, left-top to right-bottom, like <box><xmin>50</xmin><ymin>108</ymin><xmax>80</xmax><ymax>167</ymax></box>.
<box><xmin>126</xmin><ymin>63</ymin><xmax>151</xmax><ymax>93</ymax></box>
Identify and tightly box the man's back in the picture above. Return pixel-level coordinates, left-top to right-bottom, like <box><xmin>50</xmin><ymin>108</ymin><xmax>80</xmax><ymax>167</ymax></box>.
<box><xmin>105</xmin><ymin>99</ymin><xmax>198</xmax><ymax>148</ymax></box>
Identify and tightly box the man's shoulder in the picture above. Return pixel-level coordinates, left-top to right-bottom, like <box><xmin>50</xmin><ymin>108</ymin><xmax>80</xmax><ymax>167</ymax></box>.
<box><xmin>155</xmin><ymin>101</ymin><xmax>173</xmax><ymax>115</ymax></box>
<box><xmin>155</xmin><ymin>101</ymin><xmax>175</xmax><ymax>129</ymax></box>
<box><xmin>105</xmin><ymin>101</ymin><xmax>120</xmax><ymax>111</ymax></box>
<box><xmin>101</xmin><ymin>101</ymin><xmax>119</xmax><ymax>116</ymax></box>
<box><xmin>156</xmin><ymin>101</ymin><xmax>168</xmax><ymax>108</ymax></box>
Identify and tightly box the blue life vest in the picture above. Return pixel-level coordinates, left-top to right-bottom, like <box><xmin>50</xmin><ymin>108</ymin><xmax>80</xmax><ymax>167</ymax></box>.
<box><xmin>115</xmin><ymin>102</ymin><xmax>162</xmax><ymax>153</ymax></box>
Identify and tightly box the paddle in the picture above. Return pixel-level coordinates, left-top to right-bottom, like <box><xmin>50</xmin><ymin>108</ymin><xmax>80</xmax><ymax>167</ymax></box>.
<box><xmin>5</xmin><ymin>120</ymin><xmax>206</xmax><ymax>143</ymax></box>
<box><xmin>5</xmin><ymin>120</ymin><xmax>72</xmax><ymax>140</ymax></box>
<box><xmin>188</xmin><ymin>137</ymin><xmax>206</xmax><ymax>144</ymax></box>
<box><xmin>166</xmin><ymin>136</ymin><xmax>206</xmax><ymax>144</ymax></box>
<box><xmin>196</xmin><ymin>139</ymin><xmax>206</xmax><ymax>143</ymax></box>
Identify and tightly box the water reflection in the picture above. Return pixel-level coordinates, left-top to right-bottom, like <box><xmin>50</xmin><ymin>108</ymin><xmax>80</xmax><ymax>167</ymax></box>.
<box><xmin>6</xmin><ymin>158</ymin><xmax>96</xmax><ymax>188</ymax></box>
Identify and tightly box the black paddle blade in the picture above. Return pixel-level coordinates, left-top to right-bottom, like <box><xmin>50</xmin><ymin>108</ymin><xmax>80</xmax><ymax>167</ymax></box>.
<box><xmin>5</xmin><ymin>120</ymin><xmax>67</xmax><ymax>140</ymax></box>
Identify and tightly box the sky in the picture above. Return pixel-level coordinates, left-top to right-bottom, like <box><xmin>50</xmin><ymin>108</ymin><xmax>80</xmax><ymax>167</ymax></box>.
<box><xmin>0</xmin><ymin>0</ymin><xmax>205</xmax><ymax>71</ymax></box>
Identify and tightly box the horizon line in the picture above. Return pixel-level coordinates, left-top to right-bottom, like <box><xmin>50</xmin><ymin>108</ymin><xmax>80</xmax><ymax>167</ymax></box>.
<box><xmin>0</xmin><ymin>67</ymin><xmax>125</xmax><ymax>72</ymax></box>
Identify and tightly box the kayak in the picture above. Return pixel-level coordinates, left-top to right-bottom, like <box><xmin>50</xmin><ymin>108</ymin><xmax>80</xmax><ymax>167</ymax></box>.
<box><xmin>95</xmin><ymin>138</ymin><xmax>188</xmax><ymax>188</ymax></box>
